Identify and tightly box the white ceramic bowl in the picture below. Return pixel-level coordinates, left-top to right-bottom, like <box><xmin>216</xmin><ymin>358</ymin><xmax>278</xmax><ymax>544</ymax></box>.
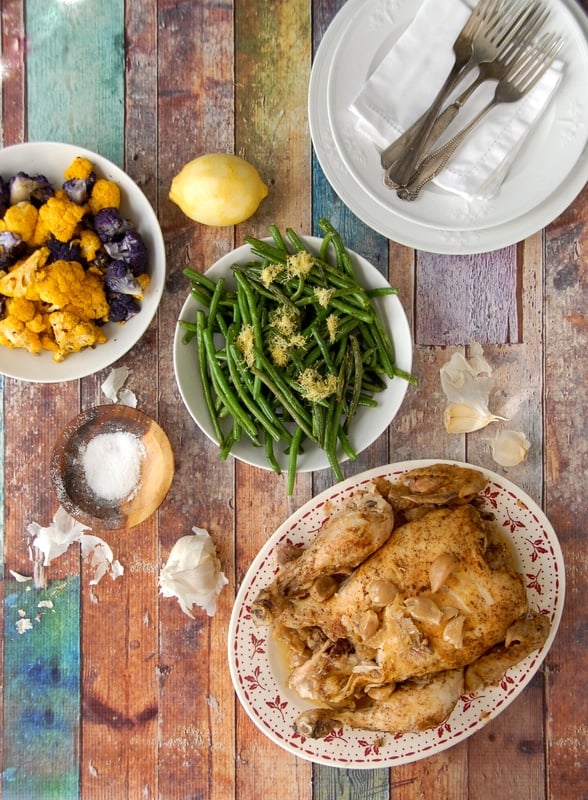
<box><xmin>173</xmin><ymin>236</ymin><xmax>413</xmax><ymax>473</ymax></box>
<box><xmin>0</xmin><ymin>141</ymin><xmax>165</xmax><ymax>382</ymax></box>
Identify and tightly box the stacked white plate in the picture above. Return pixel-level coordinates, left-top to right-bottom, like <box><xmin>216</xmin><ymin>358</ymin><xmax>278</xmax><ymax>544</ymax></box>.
<box><xmin>309</xmin><ymin>0</ymin><xmax>588</xmax><ymax>254</ymax></box>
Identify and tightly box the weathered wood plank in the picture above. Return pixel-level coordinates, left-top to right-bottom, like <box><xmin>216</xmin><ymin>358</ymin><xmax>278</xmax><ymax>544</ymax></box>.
<box><xmin>155</xmin><ymin>0</ymin><xmax>237</xmax><ymax>798</ymax></box>
<box><xmin>0</xmin><ymin>0</ymin><xmax>26</xmax><ymax>145</ymax></box>
<box><xmin>543</xmin><ymin>182</ymin><xmax>588</xmax><ymax>800</ymax></box>
<box><xmin>415</xmin><ymin>247</ymin><xmax>519</xmax><ymax>346</ymax></box>
<box><xmin>24</xmin><ymin>0</ymin><xmax>124</xmax><ymax>164</ymax></box>
<box><xmin>233</xmin><ymin>0</ymin><xmax>314</xmax><ymax>796</ymax></box>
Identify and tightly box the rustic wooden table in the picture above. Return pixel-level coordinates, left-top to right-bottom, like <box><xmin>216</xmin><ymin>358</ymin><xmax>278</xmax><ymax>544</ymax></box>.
<box><xmin>1</xmin><ymin>1</ymin><xmax>586</xmax><ymax>798</ymax></box>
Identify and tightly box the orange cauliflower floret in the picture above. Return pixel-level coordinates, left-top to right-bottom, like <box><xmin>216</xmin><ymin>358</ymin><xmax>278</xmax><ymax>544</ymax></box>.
<box><xmin>64</xmin><ymin>156</ymin><xmax>94</xmax><ymax>181</ymax></box>
<box><xmin>0</xmin><ymin>248</ymin><xmax>50</xmax><ymax>300</ymax></box>
<box><xmin>35</xmin><ymin>260</ymin><xmax>109</xmax><ymax>320</ymax></box>
<box><xmin>4</xmin><ymin>297</ymin><xmax>48</xmax><ymax>333</ymax></box>
<box><xmin>0</xmin><ymin>315</ymin><xmax>43</xmax><ymax>354</ymax></box>
<box><xmin>78</xmin><ymin>229</ymin><xmax>102</xmax><ymax>261</ymax></box>
<box><xmin>30</xmin><ymin>215</ymin><xmax>51</xmax><ymax>247</ymax></box>
<box><xmin>38</xmin><ymin>195</ymin><xmax>87</xmax><ymax>242</ymax></box>
<box><xmin>88</xmin><ymin>179</ymin><xmax>121</xmax><ymax>214</ymax></box>
<box><xmin>48</xmin><ymin>310</ymin><xmax>107</xmax><ymax>362</ymax></box>
<box><xmin>3</xmin><ymin>202</ymin><xmax>39</xmax><ymax>244</ymax></box>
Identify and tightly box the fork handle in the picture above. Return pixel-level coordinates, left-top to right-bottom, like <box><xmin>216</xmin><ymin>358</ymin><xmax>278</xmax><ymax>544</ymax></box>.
<box><xmin>384</xmin><ymin>58</ymin><xmax>473</xmax><ymax>187</ymax></box>
<box><xmin>380</xmin><ymin>104</ymin><xmax>461</xmax><ymax>171</ymax></box>
<box><xmin>394</xmin><ymin>100</ymin><xmax>495</xmax><ymax>200</ymax></box>
<box><xmin>380</xmin><ymin>70</ymin><xmax>486</xmax><ymax>171</ymax></box>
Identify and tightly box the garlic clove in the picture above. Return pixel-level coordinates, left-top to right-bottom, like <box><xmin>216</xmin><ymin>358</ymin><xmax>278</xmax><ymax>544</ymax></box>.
<box><xmin>368</xmin><ymin>579</ymin><xmax>399</xmax><ymax>607</ymax></box>
<box><xmin>309</xmin><ymin>575</ymin><xmax>338</xmax><ymax>602</ymax></box>
<box><xmin>358</xmin><ymin>609</ymin><xmax>380</xmax><ymax>641</ymax></box>
<box><xmin>404</xmin><ymin>596</ymin><xmax>443</xmax><ymax>626</ymax></box>
<box><xmin>429</xmin><ymin>553</ymin><xmax>457</xmax><ymax>592</ymax></box>
<box><xmin>492</xmin><ymin>429</ymin><xmax>531</xmax><ymax>467</ymax></box>
<box><xmin>444</xmin><ymin>402</ymin><xmax>506</xmax><ymax>434</ymax></box>
<box><xmin>443</xmin><ymin>614</ymin><xmax>466</xmax><ymax>648</ymax></box>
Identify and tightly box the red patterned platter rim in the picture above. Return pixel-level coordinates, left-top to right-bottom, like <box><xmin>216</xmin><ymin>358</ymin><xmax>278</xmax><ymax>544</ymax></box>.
<box><xmin>227</xmin><ymin>459</ymin><xmax>565</xmax><ymax>768</ymax></box>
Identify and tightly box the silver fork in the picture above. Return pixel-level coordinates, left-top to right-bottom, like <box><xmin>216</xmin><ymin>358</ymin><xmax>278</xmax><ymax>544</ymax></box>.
<box><xmin>396</xmin><ymin>33</ymin><xmax>564</xmax><ymax>201</ymax></box>
<box><xmin>382</xmin><ymin>0</ymin><xmax>544</xmax><ymax>187</ymax></box>
<box><xmin>380</xmin><ymin>0</ymin><xmax>550</xmax><ymax>172</ymax></box>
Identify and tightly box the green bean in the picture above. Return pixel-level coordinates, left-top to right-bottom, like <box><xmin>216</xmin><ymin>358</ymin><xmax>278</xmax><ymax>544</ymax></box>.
<box><xmin>195</xmin><ymin>311</ymin><xmax>225</xmax><ymax>447</ymax></box>
<box><xmin>287</xmin><ymin>426</ymin><xmax>304</xmax><ymax>495</ymax></box>
<box><xmin>250</xmin><ymin>363</ymin><xmax>316</xmax><ymax>443</ymax></box>
<box><xmin>264</xmin><ymin>431</ymin><xmax>281</xmax><ymax>475</ymax></box>
<box><xmin>206</xmin><ymin>276</ymin><xmax>226</xmax><ymax>331</ymax></box>
<box><xmin>202</xmin><ymin>327</ymin><xmax>260</xmax><ymax>443</ymax></box>
<box><xmin>183</xmin><ymin>267</ymin><xmax>217</xmax><ymax>294</ymax></box>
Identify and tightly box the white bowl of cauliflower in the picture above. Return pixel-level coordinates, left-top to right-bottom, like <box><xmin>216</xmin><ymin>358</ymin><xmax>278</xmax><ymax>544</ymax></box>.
<box><xmin>0</xmin><ymin>141</ymin><xmax>165</xmax><ymax>382</ymax></box>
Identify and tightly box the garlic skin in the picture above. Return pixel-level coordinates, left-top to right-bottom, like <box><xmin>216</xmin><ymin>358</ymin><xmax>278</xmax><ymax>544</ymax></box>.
<box><xmin>440</xmin><ymin>344</ymin><xmax>507</xmax><ymax>433</ymax></box>
<box><xmin>492</xmin><ymin>430</ymin><xmax>530</xmax><ymax>467</ymax></box>
<box><xmin>28</xmin><ymin>507</ymin><xmax>124</xmax><ymax>588</ymax></box>
<box><xmin>159</xmin><ymin>527</ymin><xmax>228</xmax><ymax>618</ymax></box>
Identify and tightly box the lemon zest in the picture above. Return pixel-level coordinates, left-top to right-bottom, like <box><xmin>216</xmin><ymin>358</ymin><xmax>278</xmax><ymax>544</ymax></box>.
<box><xmin>298</xmin><ymin>367</ymin><xmax>338</xmax><ymax>402</ymax></box>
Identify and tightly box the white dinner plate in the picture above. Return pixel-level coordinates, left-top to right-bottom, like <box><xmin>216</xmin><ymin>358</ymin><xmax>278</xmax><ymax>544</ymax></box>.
<box><xmin>228</xmin><ymin>460</ymin><xmax>565</xmax><ymax>768</ymax></box>
<box><xmin>173</xmin><ymin>237</ymin><xmax>413</xmax><ymax>473</ymax></box>
<box><xmin>309</xmin><ymin>0</ymin><xmax>588</xmax><ymax>253</ymax></box>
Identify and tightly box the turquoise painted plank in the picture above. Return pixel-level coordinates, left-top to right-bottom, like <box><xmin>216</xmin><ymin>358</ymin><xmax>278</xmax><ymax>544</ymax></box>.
<box><xmin>25</xmin><ymin>0</ymin><xmax>125</xmax><ymax>167</ymax></box>
<box><xmin>2</xmin><ymin>577</ymin><xmax>80</xmax><ymax>800</ymax></box>
<box><xmin>1</xmin><ymin>4</ymin><xmax>126</xmax><ymax>798</ymax></box>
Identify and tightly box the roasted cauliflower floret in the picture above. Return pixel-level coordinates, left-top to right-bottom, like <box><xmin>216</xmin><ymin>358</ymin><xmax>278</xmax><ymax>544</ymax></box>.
<box><xmin>64</xmin><ymin>156</ymin><xmax>94</xmax><ymax>181</ymax></box>
<box><xmin>4</xmin><ymin>296</ymin><xmax>47</xmax><ymax>333</ymax></box>
<box><xmin>0</xmin><ymin>247</ymin><xmax>50</xmax><ymax>300</ymax></box>
<box><xmin>35</xmin><ymin>260</ymin><xmax>109</xmax><ymax>320</ymax></box>
<box><xmin>48</xmin><ymin>310</ymin><xmax>107</xmax><ymax>362</ymax></box>
<box><xmin>88</xmin><ymin>179</ymin><xmax>121</xmax><ymax>214</ymax></box>
<box><xmin>78</xmin><ymin>229</ymin><xmax>102</xmax><ymax>261</ymax></box>
<box><xmin>0</xmin><ymin>314</ymin><xmax>43</xmax><ymax>354</ymax></box>
<box><xmin>38</xmin><ymin>194</ymin><xmax>87</xmax><ymax>242</ymax></box>
<box><xmin>3</xmin><ymin>202</ymin><xmax>39</xmax><ymax>244</ymax></box>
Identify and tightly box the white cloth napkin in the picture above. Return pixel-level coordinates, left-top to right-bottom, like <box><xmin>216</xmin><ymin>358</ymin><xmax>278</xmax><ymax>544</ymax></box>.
<box><xmin>349</xmin><ymin>0</ymin><xmax>563</xmax><ymax>200</ymax></box>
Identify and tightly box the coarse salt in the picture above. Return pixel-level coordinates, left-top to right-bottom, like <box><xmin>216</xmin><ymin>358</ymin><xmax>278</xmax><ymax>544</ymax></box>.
<box><xmin>81</xmin><ymin>430</ymin><xmax>145</xmax><ymax>503</ymax></box>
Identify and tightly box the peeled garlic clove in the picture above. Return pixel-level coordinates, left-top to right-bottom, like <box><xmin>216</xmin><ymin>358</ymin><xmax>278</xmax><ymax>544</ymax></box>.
<box><xmin>443</xmin><ymin>614</ymin><xmax>466</xmax><ymax>648</ymax></box>
<box><xmin>368</xmin><ymin>579</ymin><xmax>399</xmax><ymax>606</ymax></box>
<box><xmin>404</xmin><ymin>596</ymin><xmax>443</xmax><ymax>626</ymax></box>
<box><xmin>492</xmin><ymin>430</ymin><xmax>530</xmax><ymax>467</ymax></box>
<box><xmin>309</xmin><ymin>575</ymin><xmax>338</xmax><ymax>601</ymax></box>
<box><xmin>358</xmin><ymin>609</ymin><xmax>380</xmax><ymax>641</ymax></box>
<box><xmin>429</xmin><ymin>553</ymin><xmax>457</xmax><ymax>592</ymax></box>
<box><xmin>444</xmin><ymin>402</ymin><xmax>506</xmax><ymax>434</ymax></box>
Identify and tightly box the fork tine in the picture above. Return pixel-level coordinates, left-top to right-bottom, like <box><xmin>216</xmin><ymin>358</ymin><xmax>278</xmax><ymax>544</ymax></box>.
<box><xmin>485</xmin><ymin>0</ymin><xmax>547</xmax><ymax>48</ymax></box>
<box><xmin>461</xmin><ymin>0</ymin><xmax>502</xmax><ymax>38</ymax></box>
<box><xmin>507</xmin><ymin>32</ymin><xmax>564</xmax><ymax>93</ymax></box>
<box><xmin>498</xmin><ymin>5</ymin><xmax>551</xmax><ymax>66</ymax></box>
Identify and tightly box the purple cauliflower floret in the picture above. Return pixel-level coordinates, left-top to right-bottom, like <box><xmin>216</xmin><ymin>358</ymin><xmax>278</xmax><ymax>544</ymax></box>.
<box><xmin>107</xmin><ymin>292</ymin><xmax>141</xmax><ymax>322</ymax></box>
<box><xmin>9</xmin><ymin>171</ymin><xmax>54</xmax><ymax>206</ymax></box>
<box><xmin>0</xmin><ymin>230</ymin><xmax>24</xmax><ymax>270</ymax></box>
<box><xmin>63</xmin><ymin>173</ymin><xmax>96</xmax><ymax>205</ymax></box>
<box><xmin>104</xmin><ymin>260</ymin><xmax>143</xmax><ymax>296</ymax></box>
<box><xmin>46</xmin><ymin>234</ymin><xmax>83</xmax><ymax>264</ymax></box>
<box><xmin>92</xmin><ymin>207</ymin><xmax>131</xmax><ymax>243</ymax></box>
<box><xmin>104</xmin><ymin>230</ymin><xmax>148</xmax><ymax>276</ymax></box>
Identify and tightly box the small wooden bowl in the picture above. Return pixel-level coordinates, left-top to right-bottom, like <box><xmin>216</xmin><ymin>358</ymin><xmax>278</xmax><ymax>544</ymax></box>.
<box><xmin>51</xmin><ymin>405</ymin><xmax>175</xmax><ymax>530</ymax></box>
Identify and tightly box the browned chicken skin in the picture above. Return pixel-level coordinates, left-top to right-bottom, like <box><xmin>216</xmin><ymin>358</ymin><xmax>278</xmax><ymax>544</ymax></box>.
<box><xmin>251</xmin><ymin>464</ymin><xmax>551</xmax><ymax>738</ymax></box>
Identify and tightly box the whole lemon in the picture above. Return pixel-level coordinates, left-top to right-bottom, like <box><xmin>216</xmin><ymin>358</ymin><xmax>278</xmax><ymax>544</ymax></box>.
<box><xmin>169</xmin><ymin>153</ymin><xmax>269</xmax><ymax>226</ymax></box>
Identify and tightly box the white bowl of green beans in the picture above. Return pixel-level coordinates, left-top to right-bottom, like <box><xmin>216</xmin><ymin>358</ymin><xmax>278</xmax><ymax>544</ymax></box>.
<box><xmin>173</xmin><ymin>220</ymin><xmax>413</xmax><ymax>493</ymax></box>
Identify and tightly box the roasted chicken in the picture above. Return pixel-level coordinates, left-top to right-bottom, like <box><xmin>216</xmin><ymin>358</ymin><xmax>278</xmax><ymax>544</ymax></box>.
<box><xmin>251</xmin><ymin>464</ymin><xmax>550</xmax><ymax>738</ymax></box>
